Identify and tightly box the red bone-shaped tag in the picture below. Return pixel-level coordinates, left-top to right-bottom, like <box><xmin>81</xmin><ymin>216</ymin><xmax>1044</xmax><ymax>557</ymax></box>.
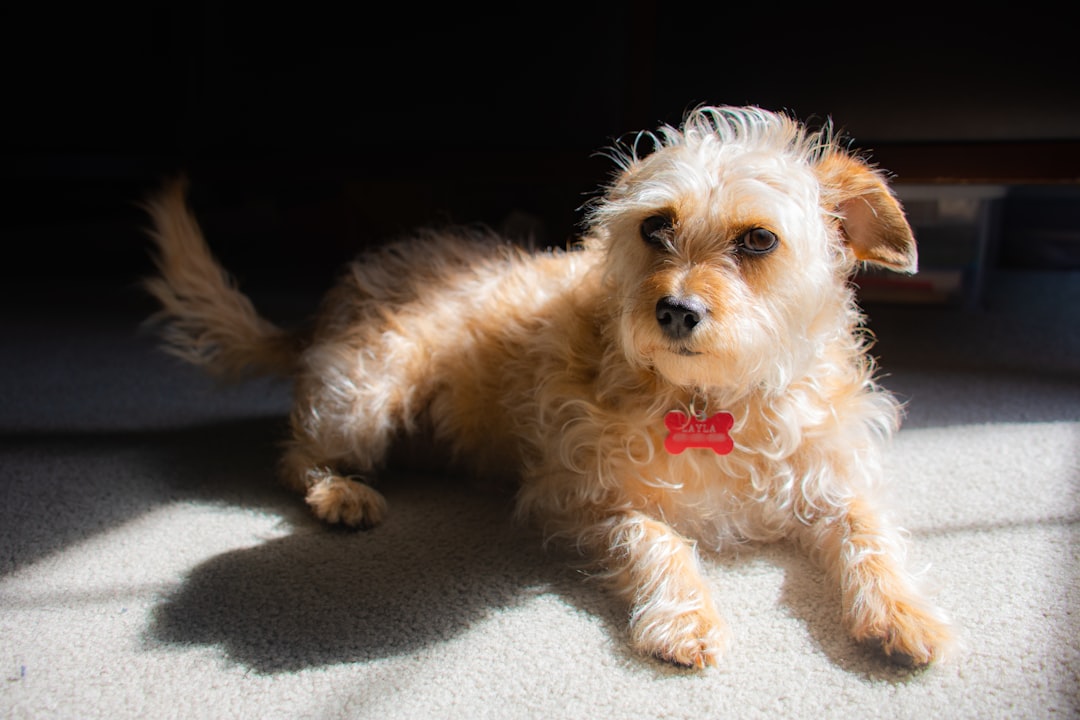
<box><xmin>664</xmin><ymin>410</ymin><xmax>735</xmax><ymax>455</ymax></box>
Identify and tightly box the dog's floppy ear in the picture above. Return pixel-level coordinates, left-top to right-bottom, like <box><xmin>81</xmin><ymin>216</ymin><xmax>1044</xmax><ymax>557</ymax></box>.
<box><xmin>815</xmin><ymin>152</ymin><xmax>917</xmax><ymax>273</ymax></box>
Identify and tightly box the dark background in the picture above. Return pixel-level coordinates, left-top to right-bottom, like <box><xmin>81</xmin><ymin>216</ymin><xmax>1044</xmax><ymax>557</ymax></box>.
<box><xmin>3</xmin><ymin>2</ymin><xmax>1078</xmax><ymax>300</ymax></box>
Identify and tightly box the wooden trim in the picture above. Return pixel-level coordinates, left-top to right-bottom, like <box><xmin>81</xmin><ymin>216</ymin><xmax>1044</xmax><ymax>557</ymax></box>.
<box><xmin>858</xmin><ymin>140</ymin><xmax>1080</xmax><ymax>185</ymax></box>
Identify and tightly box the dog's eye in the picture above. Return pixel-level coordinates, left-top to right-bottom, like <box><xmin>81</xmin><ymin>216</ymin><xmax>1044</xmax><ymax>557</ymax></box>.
<box><xmin>737</xmin><ymin>227</ymin><xmax>779</xmax><ymax>255</ymax></box>
<box><xmin>640</xmin><ymin>214</ymin><xmax>674</xmax><ymax>247</ymax></box>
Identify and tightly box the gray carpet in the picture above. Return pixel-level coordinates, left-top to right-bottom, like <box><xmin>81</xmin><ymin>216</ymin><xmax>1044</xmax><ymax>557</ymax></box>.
<box><xmin>2</xmin><ymin>271</ymin><xmax>1077</xmax><ymax>719</ymax></box>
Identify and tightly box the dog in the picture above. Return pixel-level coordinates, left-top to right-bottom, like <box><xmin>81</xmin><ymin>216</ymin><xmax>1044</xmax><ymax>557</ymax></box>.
<box><xmin>144</xmin><ymin>106</ymin><xmax>953</xmax><ymax>669</ymax></box>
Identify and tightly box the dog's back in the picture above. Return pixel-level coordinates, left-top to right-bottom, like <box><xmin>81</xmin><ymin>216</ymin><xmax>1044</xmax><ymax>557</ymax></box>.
<box><xmin>305</xmin><ymin>229</ymin><xmax>605</xmax><ymax>479</ymax></box>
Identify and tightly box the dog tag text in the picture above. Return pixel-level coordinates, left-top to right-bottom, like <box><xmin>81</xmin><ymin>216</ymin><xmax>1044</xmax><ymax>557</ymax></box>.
<box><xmin>663</xmin><ymin>410</ymin><xmax>735</xmax><ymax>455</ymax></box>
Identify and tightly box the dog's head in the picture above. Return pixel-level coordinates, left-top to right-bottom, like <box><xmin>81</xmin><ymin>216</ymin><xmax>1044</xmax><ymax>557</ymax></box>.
<box><xmin>585</xmin><ymin>106</ymin><xmax>915</xmax><ymax>396</ymax></box>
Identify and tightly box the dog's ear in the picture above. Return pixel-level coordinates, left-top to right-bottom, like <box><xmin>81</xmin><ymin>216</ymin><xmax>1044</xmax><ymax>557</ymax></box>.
<box><xmin>815</xmin><ymin>152</ymin><xmax>917</xmax><ymax>273</ymax></box>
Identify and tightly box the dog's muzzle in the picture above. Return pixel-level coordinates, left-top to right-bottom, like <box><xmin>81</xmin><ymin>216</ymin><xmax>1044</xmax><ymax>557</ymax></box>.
<box><xmin>656</xmin><ymin>295</ymin><xmax>707</xmax><ymax>341</ymax></box>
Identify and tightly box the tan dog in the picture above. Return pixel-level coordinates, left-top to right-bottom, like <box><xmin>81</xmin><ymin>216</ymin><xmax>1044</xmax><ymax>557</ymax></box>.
<box><xmin>144</xmin><ymin>106</ymin><xmax>952</xmax><ymax>668</ymax></box>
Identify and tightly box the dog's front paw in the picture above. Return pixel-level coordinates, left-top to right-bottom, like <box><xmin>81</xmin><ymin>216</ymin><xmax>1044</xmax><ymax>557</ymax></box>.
<box><xmin>305</xmin><ymin>476</ymin><xmax>387</xmax><ymax>529</ymax></box>
<box><xmin>632</xmin><ymin>605</ymin><xmax>730</xmax><ymax>669</ymax></box>
<box><xmin>851</xmin><ymin>598</ymin><xmax>954</xmax><ymax>666</ymax></box>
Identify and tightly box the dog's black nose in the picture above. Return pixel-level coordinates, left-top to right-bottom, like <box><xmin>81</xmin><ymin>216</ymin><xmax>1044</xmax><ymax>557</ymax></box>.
<box><xmin>656</xmin><ymin>296</ymin><xmax>707</xmax><ymax>340</ymax></box>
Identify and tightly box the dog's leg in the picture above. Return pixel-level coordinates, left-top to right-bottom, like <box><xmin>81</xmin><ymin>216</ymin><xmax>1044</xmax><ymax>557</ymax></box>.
<box><xmin>281</xmin><ymin>441</ymin><xmax>388</xmax><ymax>529</ymax></box>
<box><xmin>279</xmin><ymin>335</ymin><xmax>433</xmax><ymax>528</ymax></box>
<box><xmin>802</xmin><ymin>497</ymin><xmax>953</xmax><ymax>665</ymax></box>
<box><xmin>592</xmin><ymin>511</ymin><xmax>729</xmax><ymax>668</ymax></box>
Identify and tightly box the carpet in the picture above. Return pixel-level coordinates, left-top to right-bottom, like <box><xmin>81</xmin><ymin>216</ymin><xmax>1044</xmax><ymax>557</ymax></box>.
<box><xmin>2</xmin><ymin>271</ymin><xmax>1077</xmax><ymax>719</ymax></box>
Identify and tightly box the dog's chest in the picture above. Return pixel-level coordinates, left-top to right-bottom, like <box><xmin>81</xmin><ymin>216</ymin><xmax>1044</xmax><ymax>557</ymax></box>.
<box><xmin>626</xmin><ymin>443</ymin><xmax>781</xmax><ymax>544</ymax></box>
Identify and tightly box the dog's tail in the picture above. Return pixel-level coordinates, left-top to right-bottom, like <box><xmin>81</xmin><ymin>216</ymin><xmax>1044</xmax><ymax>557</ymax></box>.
<box><xmin>142</xmin><ymin>178</ymin><xmax>300</xmax><ymax>379</ymax></box>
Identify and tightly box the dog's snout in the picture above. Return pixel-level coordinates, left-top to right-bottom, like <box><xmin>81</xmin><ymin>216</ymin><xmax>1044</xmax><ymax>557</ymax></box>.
<box><xmin>656</xmin><ymin>296</ymin><xmax>707</xmax><ymax>340</ymax></box>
